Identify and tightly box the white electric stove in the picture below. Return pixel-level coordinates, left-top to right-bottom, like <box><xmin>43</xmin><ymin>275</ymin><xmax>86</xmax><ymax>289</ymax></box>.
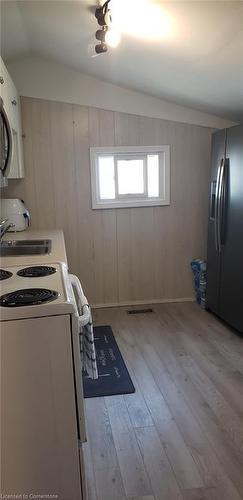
<box><xmin>0</xmin><ymin>262</ymin><xmax>75</xmax><ymax>320</ymax></box>
<box><xmin>0</xmin><ymin>262</ymin><xmax>89</xmax><ymax>499</ymax></box>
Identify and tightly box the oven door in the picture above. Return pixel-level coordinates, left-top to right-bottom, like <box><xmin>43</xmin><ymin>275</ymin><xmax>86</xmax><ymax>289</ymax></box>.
<box><xmin>69</xmin><ymin>274</ymin><xmax>89</xmax><ymax>445</ymax></box>
<box><xmin>0</xmin><ymin>97</ymin><xmax>13</xmax><ymax>185</ymax></box>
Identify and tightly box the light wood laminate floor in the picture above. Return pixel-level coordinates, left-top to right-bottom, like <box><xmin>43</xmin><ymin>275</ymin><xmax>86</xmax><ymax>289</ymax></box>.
<box><xmin>83</xmin><ymin>302</ymin><xmax>243</xmax><ymax>500</ymax></box>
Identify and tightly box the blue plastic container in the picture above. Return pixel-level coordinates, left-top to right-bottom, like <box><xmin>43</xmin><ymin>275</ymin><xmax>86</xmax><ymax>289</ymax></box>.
<box><xmin>191</xmin><ymin>259</ymin><xmax>207</xmax><ymax>309</ymax></box>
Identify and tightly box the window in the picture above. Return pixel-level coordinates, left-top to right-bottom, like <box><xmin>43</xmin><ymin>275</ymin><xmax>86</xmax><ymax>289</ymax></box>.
<box><xmin>90</xmin><ymin>146</ymin><xmax>170</xmax><ymax>209</ymax></box>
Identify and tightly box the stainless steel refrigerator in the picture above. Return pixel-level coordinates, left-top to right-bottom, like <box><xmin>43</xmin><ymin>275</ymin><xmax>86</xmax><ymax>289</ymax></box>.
<box><xmin>206</xmin><ymin>124</ymin><xmax>243</xmax><ymax>333</ymax></box>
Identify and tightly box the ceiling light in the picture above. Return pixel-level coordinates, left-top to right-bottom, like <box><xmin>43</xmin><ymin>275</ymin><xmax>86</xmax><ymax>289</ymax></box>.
<box><xmin>95</xmin><ymin>5</ymin><xmax>112</xmax><ymax>27</ymax></box>
<box><xmin>95</xmin><ymin>42</ymin><xmax>108</xmax><ymax>54</ymax></box>
<box><xmin>110</xmin><ymin>0</ymin><xmax>175</xmax><ymax>40</ymax></box>
<box><xmin>93</xmin><ymin>0</ymin><xmax>174</xmax><ymax>55</ymax></box>
<box><xmin>105</xmin><ymin>29</ymin><xmax>121</xmax><ymax>48</ymax></box>
<box><xmin>96</xmin><ymin>28</ymin><xmax>106</xmax><ymax>42</ymax></box>
<box><xmin>94</xmin><ymin>1</ymin><xmax>120</xmax><ymax>54</ymax></box>
<box><xmin>96</xmin><ymin>27</ymin><xmax>120</xmax><ymax>48</ymax></box>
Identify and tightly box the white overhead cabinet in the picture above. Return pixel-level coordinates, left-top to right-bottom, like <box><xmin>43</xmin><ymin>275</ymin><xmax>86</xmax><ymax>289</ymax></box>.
<box><xmin>0</xmin><ymin>57</ymin><xmax>24</xmax><ymax>179</ymax></box>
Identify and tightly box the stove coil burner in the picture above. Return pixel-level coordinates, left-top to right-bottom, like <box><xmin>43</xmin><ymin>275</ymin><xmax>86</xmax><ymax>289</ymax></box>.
<box><xmin>0</xmin><ymin>288</ymin><xmax>59</xmax><ymax>307</ymax></box>
<box><xmin>17</xmin><ymin>266</ymin><xmax>57</xmax><ymax>278</ymax></box>
<box><xmin>0</xmin><ymin>269</ymin><xmax>13</xmax><ymax>281</ymax></box>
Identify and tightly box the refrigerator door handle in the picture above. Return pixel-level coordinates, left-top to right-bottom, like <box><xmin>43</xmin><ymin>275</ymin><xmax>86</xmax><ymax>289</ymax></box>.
<box><xmin>218</xmin><ymin>158</ymin><xmax>229</xmax><ymax>251</ymax></box>
<box><xmin>215</xmin><ymin>159</ymin><xmax>223</xmax><ymax>252</ymax></box>
<box><xmin>217</xmin><ymin>158</ymin><xmax>226</xmax><ymax>253</ymax></box>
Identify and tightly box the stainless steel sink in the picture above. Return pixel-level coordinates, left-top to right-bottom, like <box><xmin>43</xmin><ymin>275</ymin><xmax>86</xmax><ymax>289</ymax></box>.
<box><xmin>0</xmin><ymin>239</ymin><xmax>52</xmax><ymax>256</ymax></box>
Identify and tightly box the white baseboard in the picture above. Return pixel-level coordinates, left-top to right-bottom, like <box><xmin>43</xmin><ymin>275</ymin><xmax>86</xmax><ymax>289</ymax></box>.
<box><xmin>91</xmin><ymin>297</ymin><xmax>195</xmax><ymax>309</ymax></box>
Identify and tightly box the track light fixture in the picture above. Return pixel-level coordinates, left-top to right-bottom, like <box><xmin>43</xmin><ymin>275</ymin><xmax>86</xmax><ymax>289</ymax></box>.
<box><xmin>94</xmin><ymin>0</ymin><xmax>120</xmax><ymax>54</ymax></box>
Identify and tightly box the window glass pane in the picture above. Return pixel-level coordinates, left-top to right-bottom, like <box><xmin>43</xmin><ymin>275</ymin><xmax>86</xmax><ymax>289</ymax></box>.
<box><xmin>117</xmin><ymin>159</ymin><xmax>144</xmax><ymax>195</ymax></box>
<box><xmin>98</xmin><ymin>156</ymin><xmax>115</xmax><ymax>199</ymax></box>
<box><xmin>147</xmin><ymin>154</ymin><xmax>159</xmax><ymax>197</ymax></box>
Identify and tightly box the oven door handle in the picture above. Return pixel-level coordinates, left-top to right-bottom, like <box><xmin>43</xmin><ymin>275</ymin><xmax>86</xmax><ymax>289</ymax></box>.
<box><xmin>69</xmin><ymin>273</ymin><xmax>88</xmax><ymax>445</ymax></box>
<box><xmin>69</xmin><ymin>274</ymin><xmax>90</xmax><ymax>327</ymax></box>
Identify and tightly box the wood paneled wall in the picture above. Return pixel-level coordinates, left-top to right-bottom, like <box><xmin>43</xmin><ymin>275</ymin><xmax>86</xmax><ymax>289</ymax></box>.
<box><xmin>5</xmin><ymin>97</ymin><xmax>212</xmax><ymax>306</ymax></box>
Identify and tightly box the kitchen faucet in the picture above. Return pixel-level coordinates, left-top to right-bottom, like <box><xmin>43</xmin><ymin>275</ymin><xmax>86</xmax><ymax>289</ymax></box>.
<box><xmin>0</xmin><ymin>219</ymin><xmax>14</xmax><ymax>240</ymax></box>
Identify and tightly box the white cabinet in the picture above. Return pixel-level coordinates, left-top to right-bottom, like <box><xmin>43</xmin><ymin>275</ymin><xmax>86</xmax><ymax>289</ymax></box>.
<box><xmin>0</xmin><ymin>57</ymin><xmax>24</xmax><ymax>178</ymax></box>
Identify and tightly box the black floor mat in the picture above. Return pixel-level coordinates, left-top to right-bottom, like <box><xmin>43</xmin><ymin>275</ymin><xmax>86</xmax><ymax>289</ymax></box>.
<box><xmin>82</xmin><ymin>325</ymin><xmax>135</xmax><ymax>398</ymax></box>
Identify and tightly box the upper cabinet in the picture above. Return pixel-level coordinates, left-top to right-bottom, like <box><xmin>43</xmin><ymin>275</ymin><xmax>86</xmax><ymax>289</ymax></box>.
<box><xmin>0</xmin><ymin>57</ymin><xmax>24</xmax><ymax>179</ymax></box>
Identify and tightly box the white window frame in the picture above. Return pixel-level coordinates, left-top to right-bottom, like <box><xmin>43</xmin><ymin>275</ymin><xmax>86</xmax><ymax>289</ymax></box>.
<box><xmin>116</xmin><ymin>154</ymin><xmax>147</xmax><ymax>199</ymax></box>
<box><xmin>90</xmin><ymin>145</ymin><xmax>170</xmax><ymax>209</ymax></box>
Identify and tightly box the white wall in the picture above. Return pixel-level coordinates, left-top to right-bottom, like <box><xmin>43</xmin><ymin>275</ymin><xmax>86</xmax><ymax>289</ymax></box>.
<box><xmin>5</xmin><ymin>97</ymin><xmax>212</xmax><ymax>306</ymax></box>
<box><xmin>6</xmin><ymin>55</ymin><xmax>236</xmax><ymax>129</ymax></box>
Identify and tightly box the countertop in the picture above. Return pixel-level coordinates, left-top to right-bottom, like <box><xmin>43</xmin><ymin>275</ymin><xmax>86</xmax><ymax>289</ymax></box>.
<box><xmin>0</xmin><ymin>229</ymin><xmax>67</xmax><ymax>268</ymax></box>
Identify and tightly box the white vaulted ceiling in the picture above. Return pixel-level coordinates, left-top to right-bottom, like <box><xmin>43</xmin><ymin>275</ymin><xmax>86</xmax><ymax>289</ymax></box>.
<box><xmin>1</xmin><ymin>0</ymin><xmax>243</xmax><ymax>122</ymax></box>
